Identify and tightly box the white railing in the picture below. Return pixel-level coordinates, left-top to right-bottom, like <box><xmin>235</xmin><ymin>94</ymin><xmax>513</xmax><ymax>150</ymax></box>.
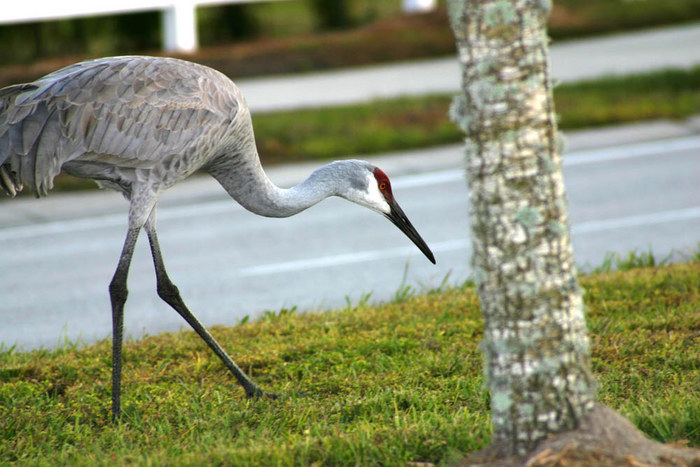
<box><xmin>0</xmin><ymin>0</ymin><xmax>294</xmax><ymax>53</ymax></box>
<box><xmin>1</xmin><ymin>0</ymin><xmax>437</xmax><ymax>54</ymax></box>
<box><xmin>403</xmin><ymin>0</ymin><xmax>437</xmax><ymax>13</ymax></box>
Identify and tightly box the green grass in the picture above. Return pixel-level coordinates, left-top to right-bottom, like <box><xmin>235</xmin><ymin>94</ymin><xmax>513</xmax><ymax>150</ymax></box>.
<box><xmin>252</xmin><ymin>93</ymin><xmax>458</xmax><ymax>164</ymax></box>
<box><xmin>589</xmin><ymin>248</ymin><xmax>672</xmax><ymax>274</ymax></box>
<box><xmin>585</xmin><ymin>244</ymin><xmax>700</xmax><ymax>274</ymax></box>
<box><xmin>556</xmin><ymin>67</ymin><xmax>700</xmax><ymax>128</ymax></box>
<box><xmin>252</xmin><ymin>66</ymin><xmax>700</xmax><ymax>164</ymax></box>
<box><xmin>1</xmin><ymin>261</ymin><xmax>698</xmax><ymax>465</ymax></box>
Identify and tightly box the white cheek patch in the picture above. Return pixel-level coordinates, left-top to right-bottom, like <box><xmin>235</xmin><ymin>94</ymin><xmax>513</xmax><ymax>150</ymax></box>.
<box><xmin>365</xmin><ymin>179</ymin><xmax>391</xmax><ymax>215</ymax></box>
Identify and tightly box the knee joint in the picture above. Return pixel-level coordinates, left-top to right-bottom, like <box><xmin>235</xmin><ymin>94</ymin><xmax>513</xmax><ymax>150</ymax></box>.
<box><xmin>109</xmin><ymin>277</ymin><xmax>128</xmax><ymax>307</ymax></box>
<box><xmin>156</xmin><ymin>280</ymin><xmax>180</xmax><ymax>303</ymax></box>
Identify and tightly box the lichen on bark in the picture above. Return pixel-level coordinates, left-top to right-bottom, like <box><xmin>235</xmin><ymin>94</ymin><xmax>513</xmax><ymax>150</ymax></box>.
<box><xmin>447</xmin><ymin>0</ymin><xmax>596</xmax><ymax>455</ymax></box>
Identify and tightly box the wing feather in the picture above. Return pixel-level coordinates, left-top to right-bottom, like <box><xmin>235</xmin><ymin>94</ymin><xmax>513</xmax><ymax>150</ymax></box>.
<box><xmin>0</xmin><ymin>56</ymin><xmax>245</xmax><ymax>196</ymax></box>
<box><xmin>34</xmin><ymin>107</ymin><xmax>64</xmax><ymax>195</ymax></box>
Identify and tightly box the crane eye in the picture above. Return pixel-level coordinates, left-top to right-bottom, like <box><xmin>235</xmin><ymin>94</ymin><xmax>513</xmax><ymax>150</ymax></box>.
<box><xmin>379</xmin><ymin>182</ymin><xmax>387</xmax><ymax>191</ymax></box>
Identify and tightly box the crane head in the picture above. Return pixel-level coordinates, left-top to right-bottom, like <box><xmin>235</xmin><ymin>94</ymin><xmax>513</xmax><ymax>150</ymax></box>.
<box><xmin>340</xmin><ymin>162</ymin><xmax>436</xmax><ymax>264</ymax></box>
<box><xmin>372</xmin><ymin>167</ymin><xmax>436</xmax><ymax>264</ymax></box>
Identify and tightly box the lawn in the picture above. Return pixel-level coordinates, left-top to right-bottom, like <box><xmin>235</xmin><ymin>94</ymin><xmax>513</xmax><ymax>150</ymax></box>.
<box><xmin>1</xmin><ymin>261</ymin><xmax>698</xmax><ymax>465</ymax></box>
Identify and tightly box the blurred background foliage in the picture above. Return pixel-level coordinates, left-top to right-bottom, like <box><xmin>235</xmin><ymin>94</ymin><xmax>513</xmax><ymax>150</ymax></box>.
<box><xmin>0</xmin><ymin>0</ymin><xmax>398</xmax><ymax>65</ymax></box>
<box><xmin>2</xmin><ymin>0</ymin><xmax>700</xmax><ymax>67</ymax></box>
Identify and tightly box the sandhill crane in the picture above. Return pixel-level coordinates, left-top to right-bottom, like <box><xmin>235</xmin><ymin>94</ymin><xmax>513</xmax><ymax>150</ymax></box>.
<box><xmin>0</xmin><ymin>56</ymin><xmax>436</xmax><ymax>420</ymax></box>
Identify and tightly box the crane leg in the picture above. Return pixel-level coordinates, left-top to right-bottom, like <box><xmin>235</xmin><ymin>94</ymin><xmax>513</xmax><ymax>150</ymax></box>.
<box><xmin>109</xmin><ymin>226</ymin><xmax>140</xmax><ymax>422</ymax></box>
<box><xmin>143</xmin><ymin>213</ymin><xmax>275</xmax><ymax>400</ymax></box>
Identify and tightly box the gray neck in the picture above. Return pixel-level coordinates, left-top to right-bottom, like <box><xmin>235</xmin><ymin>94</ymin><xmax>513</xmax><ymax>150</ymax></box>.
<box><xmin>208</xmin><ymin>146</ymin><xmax>339</xmax><ymax>218</ymax></box>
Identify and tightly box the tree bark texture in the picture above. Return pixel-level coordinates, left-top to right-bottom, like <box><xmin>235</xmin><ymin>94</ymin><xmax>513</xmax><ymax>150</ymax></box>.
<box><xmin>446</xmin><ymin>0</ymin><xmax>597</xmax><ymax>455</ymax></box>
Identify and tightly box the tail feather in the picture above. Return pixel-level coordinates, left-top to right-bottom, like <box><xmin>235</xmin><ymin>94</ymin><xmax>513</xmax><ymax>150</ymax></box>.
<box><xmin>0</xmin><ymin>165</ymin><xmax>22</xmax><ymax>197</ymax></box>
<box><xmin>0</xmin><ymin>83</ymin><xmax>40</xmax><ymax>197</ymax></box>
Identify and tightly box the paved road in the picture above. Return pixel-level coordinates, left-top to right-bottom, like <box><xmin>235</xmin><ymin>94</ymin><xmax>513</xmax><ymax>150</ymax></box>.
<box><xmin>1</xmin><ymin>120</ymin><xmax>699</xmax><ymax>350</ymax></box>
<box><xmin>237</xmin><ymin>22</ymin><xmax>700</xmax><ymax>112</ymax></box>
<box><xmin>2</xmin><ymin>24</ymin><xmax>700</xmax><ymax>350</ymax></box>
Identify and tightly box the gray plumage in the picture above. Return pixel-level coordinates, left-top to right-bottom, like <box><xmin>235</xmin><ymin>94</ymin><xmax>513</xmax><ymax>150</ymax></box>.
<box><xmin>0</xmin><ymin>56</ymin><xmax>435</xmax><ymax>421</ymax></box>
<box><xmin>0</xmin><ymin>56</ymin><xmax>245</xmax><ymax>199</ymax></box>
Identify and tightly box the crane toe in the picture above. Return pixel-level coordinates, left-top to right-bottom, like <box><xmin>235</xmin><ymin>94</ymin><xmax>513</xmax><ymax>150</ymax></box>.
<box><xmin>245</xmin><ymin>387</ymin><xmax>282</xmax><ymax>400</ymax></box>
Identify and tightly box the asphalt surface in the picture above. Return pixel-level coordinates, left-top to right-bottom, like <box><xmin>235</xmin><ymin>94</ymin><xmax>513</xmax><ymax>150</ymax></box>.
<box><xmin>1</xmin><ymin>24</ymin><xmax>700</xmax><ymax>350</ymax></box>
<box><xmin>237</xmin><ymin>22</ymin><xmax>700</xmax><ymax>112</ymax></box>
<box><xmin>1</xmin><ymin>119</ymin><xmax>699</xmax><ymax>350</ymax></box>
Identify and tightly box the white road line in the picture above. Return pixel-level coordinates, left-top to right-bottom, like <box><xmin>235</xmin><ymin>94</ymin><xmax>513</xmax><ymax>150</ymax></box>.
<box><xmin>240</xmin><ymin>246</ymin><xmax>420</xmax><ymax>276</ymax></box>
<box><xmin>565</xmin><ymin>135</ymin><xmax>700</xmax><ymax>166</ymax></box>
<box><xmin>1</xmin><ymin>135</ymin><xmax>698</xmax><ymax>241</ymax></box>
<box><xmin>0</xmin><ymin>213</ymin><xmax>126</xmax><ymax>241</ymax></box>
<box><xmin>240</xmin><ymin>238</ymin><xmax>472</xmax><ymax>277</ymax></box>
<box><xmin>392</xmin><ymin>169</ymin><xmax>462</xmax><ymax>188</ymax></box>
<box><xmin>0</xmin><ymin>199</ymin><xmax>242</xmax><ymax>241</ymax></box>
<box><xmin>573</xmin><ymin>206</ymin><xmax>700</xmax><ymax>233</ymax></box>
<box><xmin>239</xmin><ymin>206</ymin><xmax>700</xmax><ymax>276</ymax></box>
<box><xmin>392</xmin><ymin>135</ymin><xmax>700</xmax><ymax>188</ymax></box>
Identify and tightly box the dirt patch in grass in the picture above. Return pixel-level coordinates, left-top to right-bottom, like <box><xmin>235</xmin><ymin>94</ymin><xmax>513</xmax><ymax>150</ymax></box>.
<box><xmin>461</xmin><ymin>405</ymin><xmax>700</xmax><ymax>466</ymax></box>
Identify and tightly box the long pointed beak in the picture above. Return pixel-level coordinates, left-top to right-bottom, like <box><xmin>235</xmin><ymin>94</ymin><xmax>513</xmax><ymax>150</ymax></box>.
<box><xmin>385</xmin><ymin>200</ymin><xmax>436</xmax><ymax>264</ymax></box>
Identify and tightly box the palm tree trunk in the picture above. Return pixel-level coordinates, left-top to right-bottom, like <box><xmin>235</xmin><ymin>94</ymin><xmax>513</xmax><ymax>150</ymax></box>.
<box><xmin>446</xmin><ymin>0</ymin><xmax>596</xmax><ymax>455</ymax></box>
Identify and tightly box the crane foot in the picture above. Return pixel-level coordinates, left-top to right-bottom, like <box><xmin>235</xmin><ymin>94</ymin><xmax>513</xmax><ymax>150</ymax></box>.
<box><xmin>245</xmin><ymin>387</ymin><xmax>281</xmax><ymax>400</ymax></box>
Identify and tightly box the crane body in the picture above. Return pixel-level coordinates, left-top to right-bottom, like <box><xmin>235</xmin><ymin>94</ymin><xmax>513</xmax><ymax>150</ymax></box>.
<box><xmin>0</xmin><ymin>56</ymin><xmax>435</xmax><ymax>420</ymax></box>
